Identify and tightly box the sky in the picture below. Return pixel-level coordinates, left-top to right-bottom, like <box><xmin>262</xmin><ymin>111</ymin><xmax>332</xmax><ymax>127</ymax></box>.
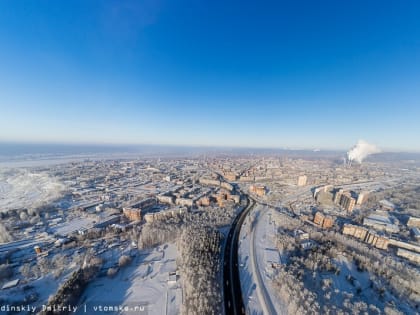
<box><xmin>0</xmin><ymin>0</ymin><xmax>419</xmax><ymax>151</ymax></box>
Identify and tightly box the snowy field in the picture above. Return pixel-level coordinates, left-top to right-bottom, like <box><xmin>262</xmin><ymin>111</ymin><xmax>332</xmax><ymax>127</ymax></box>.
<box><xmin>0</xmin><ymin>169</ymin><xmax>65</xmax><ymax>212</ymax></box>
<box><xmin>77</xmin><ymin>243</ymin><xmax>182</xmax><ymax>315</ymax></box>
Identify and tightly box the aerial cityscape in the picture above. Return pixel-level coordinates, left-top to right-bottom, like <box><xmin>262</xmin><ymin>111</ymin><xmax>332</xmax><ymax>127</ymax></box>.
<box><xmin>0</xmin><ymin>1</ymin><xmax>420</xmax><ymax>315</ymax></box>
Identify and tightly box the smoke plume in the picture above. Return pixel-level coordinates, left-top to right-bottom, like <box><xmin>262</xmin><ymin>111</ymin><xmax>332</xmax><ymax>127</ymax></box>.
<box><xmin>347</xmin><ymin>140</ymin><xmax>380</xmax><ymax>164</ymax></box>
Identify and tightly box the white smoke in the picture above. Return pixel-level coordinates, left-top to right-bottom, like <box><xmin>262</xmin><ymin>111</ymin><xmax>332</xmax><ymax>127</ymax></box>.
<box><xmin>347</xmin><ymin>140</ymin><xmax>381</xmax><ymax>164</ymax></box>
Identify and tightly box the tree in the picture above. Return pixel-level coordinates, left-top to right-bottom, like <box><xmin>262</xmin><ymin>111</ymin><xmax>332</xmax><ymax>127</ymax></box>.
<box><xmin>0</xmin><ymin>264</ymin><xmax>12</xmax><ymax>281</ymax></box>
<box><xmin>0</xmin><ymin>222</ymin><xmax>12</xmax><ymax>243</ymax></box>
<box><xmin>118</xmin><ymin>255</ymin><xmax>131</xmax><ymax>267</ymax></box>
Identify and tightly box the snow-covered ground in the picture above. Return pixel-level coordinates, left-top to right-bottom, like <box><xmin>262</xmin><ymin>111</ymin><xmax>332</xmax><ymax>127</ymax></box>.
<box><xmin>0</xmin><ymin>269</ymin><xmax>76</xmax><ymax>313</ymax></box>
<box><xmin>0</xmin><ymin>169</ymin><xmax>65</xmax><ymax>212</ymax></box>
<box><xmin>77</xmin><ymin>243</ymin><xmax>182</xmax><ymax>315</ymax></box>
<box><xmin>239</xmin><ymin>205</ymin><xmax>287</xmax><ymax>315</ymax></box>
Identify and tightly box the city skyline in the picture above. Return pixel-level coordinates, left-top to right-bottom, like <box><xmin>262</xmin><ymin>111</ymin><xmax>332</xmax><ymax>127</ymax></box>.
<box><xmin>1</xmin><ymin>1</ymin><xmax>420</xmax><ymax>151</ymax></box>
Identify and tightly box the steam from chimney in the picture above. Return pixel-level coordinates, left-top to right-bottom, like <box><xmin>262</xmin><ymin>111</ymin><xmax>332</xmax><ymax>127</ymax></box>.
<box><xmin>347</xmin><ymin>140</ymin><xmax>380</xmax><ymax>164</ymax></box>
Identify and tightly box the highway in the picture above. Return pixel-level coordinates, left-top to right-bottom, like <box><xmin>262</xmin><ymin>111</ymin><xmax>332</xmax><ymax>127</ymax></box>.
<box><xmin>223</xmin><ymin>195</ymin><xmax>255</xmax><ymax>315</ymax></box>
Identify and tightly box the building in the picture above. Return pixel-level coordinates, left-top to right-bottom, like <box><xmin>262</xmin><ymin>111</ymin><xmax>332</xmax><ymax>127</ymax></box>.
<box><xmin>94</xmin><ymin>216</ymin><xmax>120</xmax><ymax>228</ymax></box>
<box><xmin>363</xmin><ymin>213</ymin><xmax>399</xmax><ymax>233</ymax></box>
<box><xmin>132</xmin><ymin>198</ymin><xmax>157</xmax><ymax>210</ymax></box>
<box><xmin>357</xmin><ymin>192</ymin><xmax>369</xmax><ymax>205</ymax></box>
<box><xmin>333</xmin><ymin>189</ymin><xmax>344</xmax><ymax>204</ymax></box>
<box><xmin>407</xmin><ymin>216</ymin><xmax>420</xmax><ymax>228</ymax></box>
<box><xmin>249</xmin><ymin>185</ymin><xmax>266</xmax><ymax>196</ymax></box>
<box><xmin>313</xmin><ymin>211</ymin><xmax>333</xmax><ymax>228</ymax></box>
<box><xmin>175</xmin><ymin>198</ymin><xmax>194</xmax><ymax>207</ymax></box>
<box><xmin>337</xmin><ymin>191</ymin><xmax>356</xmax><ymax>213</ymax></box>
<box><xmin>341</xmin><ymin>192</ymin><xmax>356</xmax><ymax>213</ymax></box>
<box><xmin>123</xmin><ymin>207</ymin><xmax>142</xmax><ymax>221</ymax></box>
<box><xmin>388</xmin><ymin>239</ymin><xmax>420</xmax><ymax>253</ymax></box>
<box><xmin>239</xmin><ymin>176</ymin><xmax>254</xmax><ymax>182</ymax></box>
<box><xmin>411</xmin><ymin>227</ymin><xmax>420</xmax><ymax>240</ymax></box>
<box><xmin>396</xmin><ymin>248</ymin><xmax>420</xmax><ymax>264</ymax></box>
<box><xmin>342</xmin><ymin>224</ymin><xmax>389</xmax><ymax>250</ymax></box>
<box><xmin>144</xmin><ymin>208</ymin><xmax>185</xmax><ymax>223</ymax></box>
<box><xmin>297</xmin><ymin>175</ymin><xmax>307</xmax><ymax>186</ymax></box>
<box><xmin>197</xmin><ymin>196</ymin><xmax>211</xmax><ymax>206</ymax></box>
<box><xmin>199</xmin><ymin>178</ymin><xmax>221</xmax><ymax>187</ymax></box>
<box><xmin>379</xmin><ymin>200</ymin><xmax>395</xmax><ymax>211</ymax></box>
<box><xmin>322</xmin><ymin>216</ymin><xmax>334</xmax><ymax>228</ymax></box>
<box><xmin>374</xmin><ymin>236</ymin><xmax>389</xmax><ymax>250</ymax></box>
<box><xmin>221</xmin><ymin>181</ymin><xmax>234</xmax><ymax>191</ymax></box>
<box><xmin>314</xmin><ymin>212</ymin><xmax>324</xmax><ymax>226</ymax></box>
<box><xmin>157</xmin><ymin>195</ymin><xmax>175</xmax><ymax>205</ymax></box>
<box><xmin>294</xmin><ymin>230</ymin><xmax>309</xmax><ymax>242</ymax></box>
<box><xmin>224</xmin><ymin>172</ymin><xmax>238</xmax><ymax>182</ymax></box>
<box><xmin>343</xmin><ymin>224</ymin><xmax>368</xmax><ymax>241</ymax></box>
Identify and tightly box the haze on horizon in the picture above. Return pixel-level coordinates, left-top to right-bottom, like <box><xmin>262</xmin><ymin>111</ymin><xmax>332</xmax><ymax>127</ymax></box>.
<box><xmin>0</xmin><ymin>1</ymin><xmax>419</xmax><ymax>151</ymax></box>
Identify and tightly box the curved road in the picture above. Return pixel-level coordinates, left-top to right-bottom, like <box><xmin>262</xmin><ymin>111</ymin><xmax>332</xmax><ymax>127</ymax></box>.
<box><xmin>223</xmin><ymin>195</ymin><xmax>255</xmax><ymax>315</ymax></box>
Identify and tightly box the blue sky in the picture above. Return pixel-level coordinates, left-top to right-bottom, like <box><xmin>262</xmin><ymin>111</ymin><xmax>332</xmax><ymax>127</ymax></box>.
<box><xmin>0</xmin><ymin>1</ymin><xmax>419</xmax><ymax>151</ymax></box>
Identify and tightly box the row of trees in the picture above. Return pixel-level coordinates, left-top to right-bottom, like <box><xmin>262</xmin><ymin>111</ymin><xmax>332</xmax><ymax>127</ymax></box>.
<box><xmin>272</xmin><ymin>212</ymin><xmax>419</xmax><ymax>314</ymax></box>
<box><xmin>320</xmin><ymin>230</ymin><xmax>420</xmax><ymax>307</ymax></box>
<box><xmin>131</xmin><ymin>201</ymin><xmax>243</xmax><ymax>314</ymax></box>
<box><xmin>19</xmin><ymin>252</ymin><xmax>84</xmax><ymax>281</ymax></box>
<box><xmin>178</xmin><ymin>224</ymin><xmax>223</xmax><ymax>315</ymax></box>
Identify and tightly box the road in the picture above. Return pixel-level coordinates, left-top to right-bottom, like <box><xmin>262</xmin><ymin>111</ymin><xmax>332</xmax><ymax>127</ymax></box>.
<box><xmin>244</xmin><ymin>190</ymin><xmax>309</xmax><ymax>315</ymax></box>
<box><xmin>248</xmin><ymin>207</ymin><xmax>279</xmax><ymax>315</ymax></box>
<box><xmin>223</xmin><ymin>195</ymin><xmax>255</xmax><ymax>315</ymax></box>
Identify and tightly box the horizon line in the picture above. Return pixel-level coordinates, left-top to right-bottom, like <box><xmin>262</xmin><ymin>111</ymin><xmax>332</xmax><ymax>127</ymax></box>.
<box><xmin>1</xmin><ymin>139</ymin><xmax>420</xmax><ymax>154</ymax></box>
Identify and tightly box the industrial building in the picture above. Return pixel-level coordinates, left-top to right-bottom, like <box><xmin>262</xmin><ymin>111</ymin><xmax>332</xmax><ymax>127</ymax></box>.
<box><xmin>363</xmin><ymin>213</ymin><xmax>399</xmax><ymax>233</ymax></box>
<box><xmin>379</xmin><ymin>200</ymin><xmax>395</xmax><ymax>211</ymax></box>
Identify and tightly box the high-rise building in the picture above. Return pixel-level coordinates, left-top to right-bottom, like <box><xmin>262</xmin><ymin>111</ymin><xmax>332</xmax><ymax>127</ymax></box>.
<box><xmin>334</xmin><ymin>189</ymin><xmax>344</xmax><ymax>204</ymax></box>
<box><xmin>340</xmin><ymin>192</ymin><xmax>356</xmax><ymax>212</ymax></box>
<box><xmin>297</xmin><ymin>175</ymin><xmax>307</xmax><ymax>186</ymax></box>
<box><xmin>357</xmin><ymin>191</ymin><xmax>369</xmax><ymax>205</ymax></box>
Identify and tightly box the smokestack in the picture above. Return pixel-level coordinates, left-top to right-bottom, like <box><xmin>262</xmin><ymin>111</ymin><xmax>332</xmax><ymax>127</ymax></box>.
<box><xmin>347</xmin><ymin>140</ymin><xmax>381</xmax><ymax>165</ymax></box>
